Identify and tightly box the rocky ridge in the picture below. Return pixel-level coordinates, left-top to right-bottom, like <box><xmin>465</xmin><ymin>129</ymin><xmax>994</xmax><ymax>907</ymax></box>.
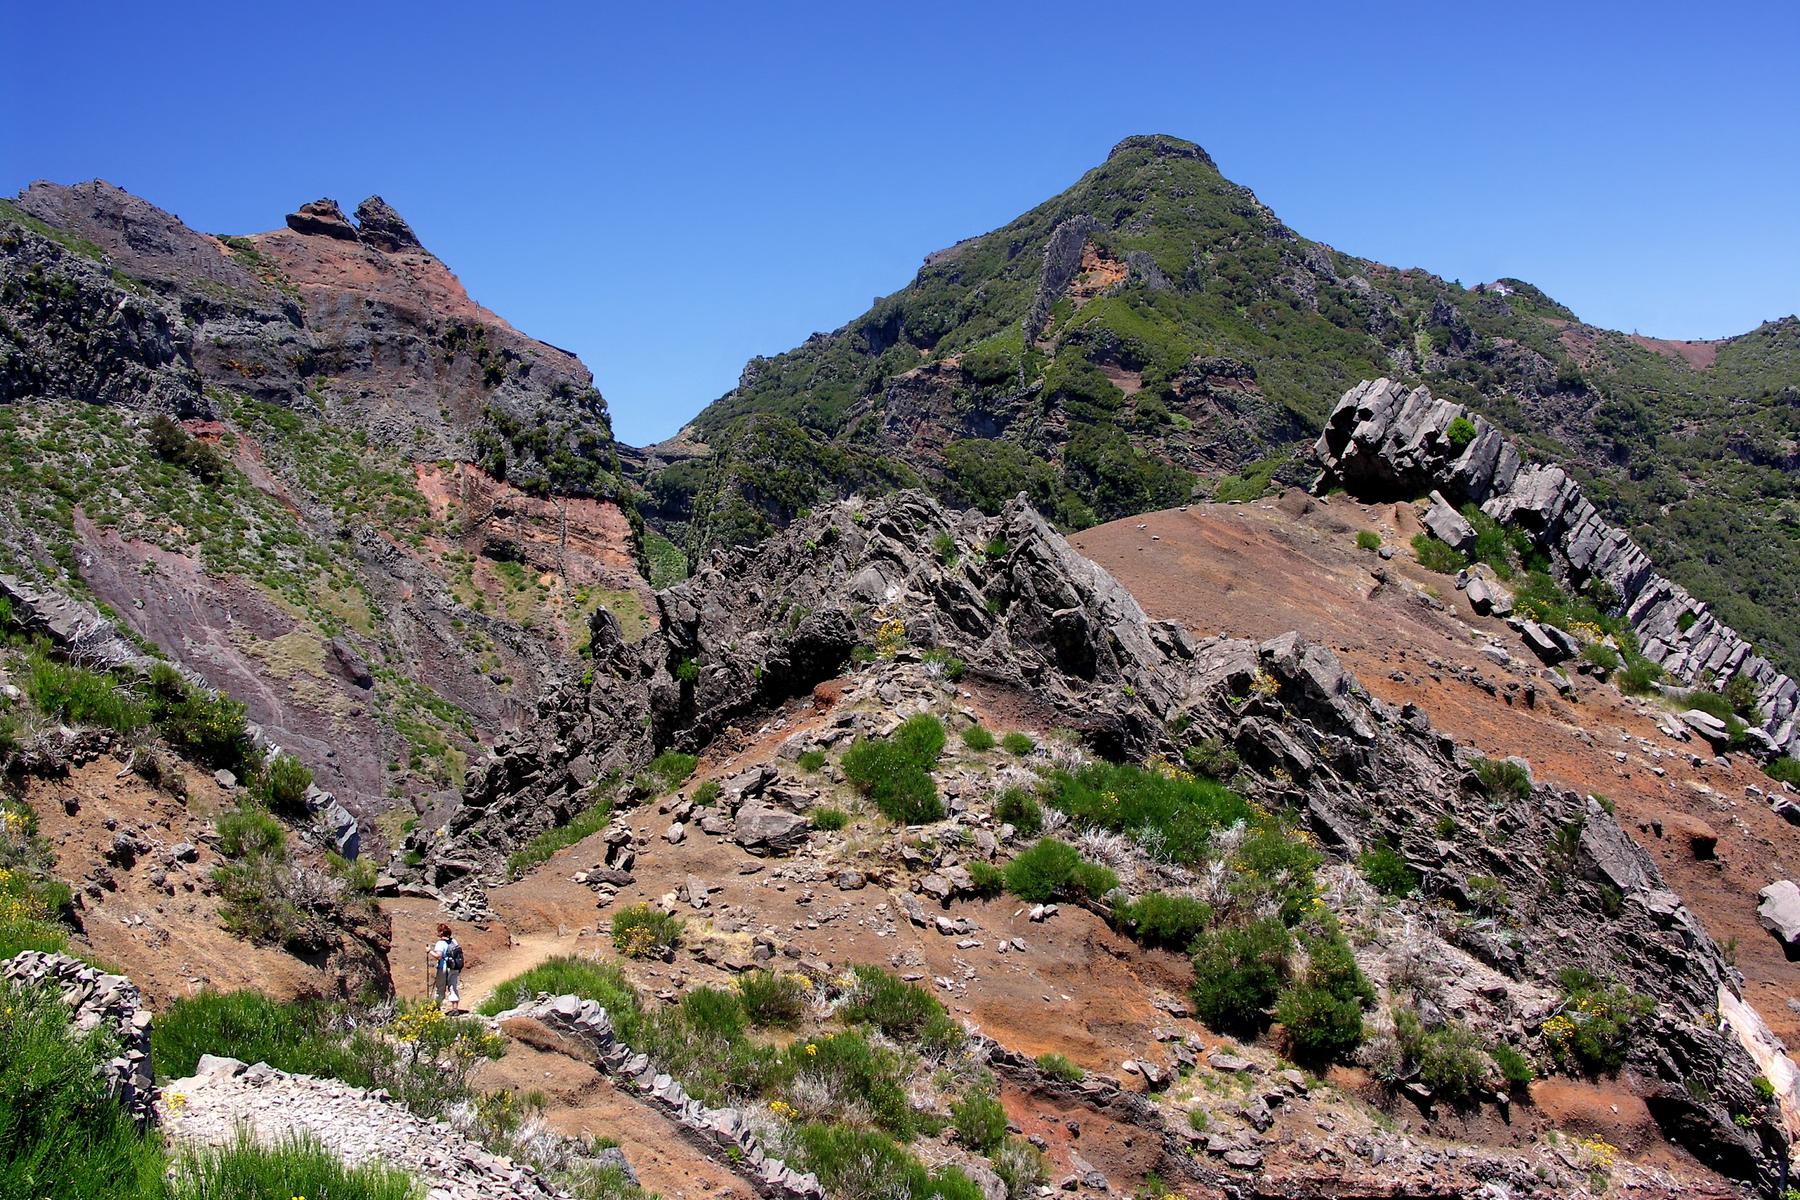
<box><xmin>1316</xmin><ymin>377</ymin><xmax>1799</xmax><ymax>757</ymax></box>
<box><xmin>433</xmin><ymin>488</ymin><xmax>1796</xmax><ymax>1190</ymax></box>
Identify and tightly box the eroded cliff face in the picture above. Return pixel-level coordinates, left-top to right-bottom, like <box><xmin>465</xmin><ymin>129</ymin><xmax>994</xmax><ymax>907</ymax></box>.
<box><xmin>430</xmin><ymin>488</ymin><xmax>1794</xmax><ymax>1189</ymax></box>
<box><xmin>0</xmin><ymin>184</ymin><xmax>646</xmax><ymax>843</ymax></box>
<box><xmin>1317</xmin><ymin>378</ymin><xmax>1800</xmax><ymax>758</ymax></box>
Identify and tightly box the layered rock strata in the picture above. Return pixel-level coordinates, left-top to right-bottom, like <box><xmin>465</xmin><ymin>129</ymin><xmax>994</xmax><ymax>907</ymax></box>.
<box><xmin>1317</xmin><ymin>377</ymin><xmax>1798</xmax><ymax>755</ymax></box>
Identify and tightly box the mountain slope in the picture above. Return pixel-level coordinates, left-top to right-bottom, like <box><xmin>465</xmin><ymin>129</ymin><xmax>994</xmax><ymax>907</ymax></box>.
<box><xmin>0</xmin><ymin>183</ymin><xmax>650</xmax><ymax>838</ymax></box>
<box><xmin>648</xmin><ymin>134</ymin><xmax>1800</xmax><ymax>676</ymax></box>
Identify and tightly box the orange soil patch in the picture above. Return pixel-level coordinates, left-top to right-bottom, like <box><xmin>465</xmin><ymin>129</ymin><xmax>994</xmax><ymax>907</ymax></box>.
<box><xmin>24</xmin><ymin>758</ymin><xmax>338</xmax><ymax>1008</ymax></box>
<box><xmin>1628</xmin><ymin>334</ymin><xmax>1720</xmax><ymax>371</ymax></box>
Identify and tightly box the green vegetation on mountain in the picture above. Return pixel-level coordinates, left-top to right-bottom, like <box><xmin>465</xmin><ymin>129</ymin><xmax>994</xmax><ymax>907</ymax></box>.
<box><xmin>647</xmin><ymin>134</ymin><xmax>1800</xmax><ymax>675</ymax></box>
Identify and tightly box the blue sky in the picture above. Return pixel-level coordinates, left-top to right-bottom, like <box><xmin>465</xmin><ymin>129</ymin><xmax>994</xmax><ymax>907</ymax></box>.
<box><xmin>4</xmin><ymin>1</ymin><xmax>1795</xmax><ymax>444</ymax></box>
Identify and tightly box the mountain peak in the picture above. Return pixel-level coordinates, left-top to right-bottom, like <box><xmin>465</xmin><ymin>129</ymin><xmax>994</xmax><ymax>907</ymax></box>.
<box><xmin>1106</xmin><ymin>133</ymin><xmax>1214</xmax><ymax>168</ymax></box>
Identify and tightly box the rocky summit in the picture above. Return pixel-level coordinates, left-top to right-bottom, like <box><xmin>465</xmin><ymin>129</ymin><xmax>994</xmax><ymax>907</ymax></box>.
<box><xmin>2</xmin><ymin>144</ymin><xmax>1797</xmax><ymax>1200</ymax></box>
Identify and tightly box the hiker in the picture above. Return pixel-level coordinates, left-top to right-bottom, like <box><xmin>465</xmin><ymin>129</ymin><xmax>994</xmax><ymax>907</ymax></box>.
<box><xmin>428</xmin><ymin>923</ymin><xmax>463</xmax><ymax>1011</ymax></box>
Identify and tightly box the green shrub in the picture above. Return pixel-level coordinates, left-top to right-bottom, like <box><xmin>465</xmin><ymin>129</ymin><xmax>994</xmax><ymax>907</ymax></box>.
<box><xmin>475</xmin><ymin>956</ymin><xmax>639</xmax><ymax>1022</ymax></box>
<box><xmin>692</xmin><ymin>779</ymin><xmax>722</xmax><ymax>806</ymax></box>
<box><xmin>1277</xmin><ymin>982</ymin><xmax>1365</xmax><ymax>1065</ymax></box>
<box><xmin>1276</xmin><ymin>925</ymin><xmax>1374</xmax><ymax>1064</ymax></box>
<box><xmin>1412</xmin><ymin>1017</ymin><xmax>1491</xmax><ymax>1106</ymax></box>
<box><xmin>1617</xmin><ymin>651</ymin><xmax>1664</xmax><ymax>695</ymax></box>
<box><xmin>252</xmin><ymin>752</ymin><xmax>313</xmax><ymax>818</ymax></box>
<box><xmin>213</xmin><ymin>857</ymin><xmax>311</xmax><ymax>947</ymax></box>
<box><xmin>1112</xmin><ymin>891</ymin><xmax>1212</xmax><ymax>952</ymax></box>
<box><xmin>1445</xmin><ymin>416</ymin><xmax>1478</xmax><ymax>450</ymax></box>
<box><xmin>959</xmin><ymin>725</ymin><xmax>996</xmax><ymax>751</ymax></box>
<box><xmin>923</xmin><ymin>649</ymin><xmax>966</xmax><ymax>681</ymax></box>
<box><xmin>932</xmin><ymin>532</ymin><xmax>959</xmax><ymax>565</ymax></box>
<box><xmin>507</xmin><ymin>798</ymin><xmax>614</xmax><ymax>878</ymax></box>
<box><xmin>1189</xmin><ymin>918</ymin><xmax>1292</xmax><ymax>1035</ymax></box>
<box><xmin>0</xmin><ymin>980</ymin><xmax>169</xmax><ymax>1200</ymax></box>
<box><xmin>1034</xmin><ymin>1052</ymin><xmax>1084</xmax><ymax>1082</ymax></box>
<box><xmin>145</xmin><ymin>414</ymin><xmax>228</xmax><ymax>483</ymax></box>
<box><xmin>840</xmin><ymin>966</ymin><xmax>962</xmax><ymax>1054</ymax></box>
<box><xmin>1491</xmin><ymin>1042</ymin><xmax>1536</xmax><ymax>1090</ymax></box>
<box><xmin>0</xmin><ymin>868</ymin><xmax>69</xmax><ymax>959</ymax></box>
<box><xmin>991</xmin><ymin>1137</ymin><xmax>1047</xmax><ymax>1200</ymax></box>
<box><xmin>782</xmin><ymin>1030</ymin><xmax>920</xmax><ymax>1137</ymax></box>
<box><xmin>787</xmin><ymin>1123</ymin><xmax>982</xmax><ymax>1200</ymax></box>
<box><xmin>1187</xmin><ymin>1107</ymin><xmax>1209</xmax><ymax>1132</ymax></box>
<box><xmin>170</xmin><ymin>1133</ymin><xmax>421</xmax><ymax>1200</ymax></box>
<box><xmin>680</xmin><ymin>985</ymin><xmax>747</xmax><ymax>1040</ymax></box>
<box><xmin>23</xmin><ymin>650</ymin><xmax>147</xmax><ymax>733</ymax></box>
<box><xmin>1358</xmin><ymin>845</ymin><xmax>1418</xmax><ymax>896</ymax></box>
<box><xmin>1002</xmin><ymin>839</ymin><xmax>1116</xmax><ymax>903</ymax></box>
<box><xmin>736</xmin><ymin>971</ymin><xmax>807</xmax><ymax>1027</ymax></box>
<box><xmin>611</xmin><ymin>904</ymin><xmax>683</xmax><ymax>958</ymax></box>
<box><xmin>842</xmin><ymin>714</ymin><xmax>947</xmax><ymax>824</ymax></box>
<box><xmin>999</xmin><ymin>732</ymin><xmax>1036</xmax><ymax>756</ymax></box>
<box><xmin>674</xmin><ymin>658</ymin><xmax>699</xmax><ymax>685</ymax></box>
<box><xmin>1580</xmin><ymin>642</ymin><xmax>1621</xmax><ymax>674</ymax></box>
<box><xmin>215</xmin><ymin>803</ymin><xmax>285</xmax><ymax>861</ymax></box>
<box><xmin>1181</xmin><ymin>738</ymin><xmax>1240</xmax><ymax>781</ymax></box>
<box><xmin>147</xmin><ymin>666</ymin><xmax>251</xmax><ymax>771</ymax></box>
<box><xmin>951</xmin><ymin>1091</ymin><xmax>1008</xmax><ymax>1154</ymax></box>
<box><xmin>811</xmin><ymin>806</ymin><xmax>849</xmax><ymax>831</ymax></box>
<box><xmin>156</xmin><ymin>991</ymin><xmax>353</xmax><ymax>1084</ymax></box>
<box><xmin>1474</xmin><ymin>757</ymin><xmax>1531</xmax><ymax>802</ymax></box>
<box><xmin>1355</xmin><ymin>530</ymin><xmax>1381</xmax><ymax>552</ymax></box>
<box><xmin>967</xmin><ymin>861</ymin><xmax>1006</xmax><ymax>897</ymax></box>
<box><xmin>1546</xmin><ymin>969</ymin><xmax>1654</xmax><ymax>1076</ymax></box>
<box><xmin>640</xmin><ymin>751</ymin><xmax>698</xmax><ymax>793</ymax></box>
<box><xmin>993</xmin><ymin>787</ymin><xmax>1042</xmax><ymax>835</ymax></box>
<box><xmin>1411</xmin><ymin>533</ymin><xmax>1468</xmax><ymax>574</ymax></box>
<box><xmin>796</xmin><ymin>750</ymin><xmax>827</xmax><ymax>772</ymax></box>
<box><xmin>1764</xmin><ymin>758</ymin><xmax>1800</xmax><ymax>787</ymax></box>
<box><xmin>1049</xmin><ymin>762</ymin><xmax>1251</xmax><ymax>865</ymax></box>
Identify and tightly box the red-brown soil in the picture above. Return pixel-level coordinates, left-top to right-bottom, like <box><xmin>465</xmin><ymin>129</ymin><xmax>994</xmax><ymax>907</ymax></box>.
<box><xmin>1070</xmin><ymin>494</ymin><xmax>1800</xmax><ymax>1048</ymax></box>
<box><xmin>25</xmin><ymin>758</ymin><xmax>343</xmax><ymax>1008</ymax></box>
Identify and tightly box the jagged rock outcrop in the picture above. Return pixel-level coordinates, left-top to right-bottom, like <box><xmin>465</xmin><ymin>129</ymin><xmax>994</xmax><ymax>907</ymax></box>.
<box><xmin>353</xmin><ymin>195</ymin><xmax>423</xmax><ymax>252</ymax></box>
<box><xmin>0</xmin><ymin>208</ymin><xmax>204</xmax><ymax>412</ymax></box>
<box><xmin>3</xmin><ymin>950</ymin><xmax>156</xmax><ymax>1129</ymax></box>
<box><xmin>285</xmin><ymin>198</ymin><xmax>361</xmax><ymax>241</ymax></box>
<box><xmin>439</xmin><ymin>487</ymin><xmax>1792</xmax><ymax>1185</ymax></box>
<box><xmin>432</xmin><ymin>492</ymin><xmax>1188</xmax><ymax>878</ymax></box>
<box><xmin>1024</xmin><ymin>215</ymin><xmax>1100</xmax><ymax>342</ymax></box>
<box><xmin>1317</xmin><ymin>378</ymin><xmax>1799</xmax><ymax>756</ymax></box>
<box><xmin>163</xmin><ymin>1054</ymin><xmax>573</xmax><ymax>1200</ymax></box>
<box><xmin>497</xmin><ymin>993</ymin><xmax>823</xmax><ymax>1199</ymax></box>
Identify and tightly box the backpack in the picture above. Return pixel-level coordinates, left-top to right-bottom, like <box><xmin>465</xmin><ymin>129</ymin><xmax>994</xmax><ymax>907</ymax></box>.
<box><xmin>445</xmin><ymin>940</ymin><xmax>464</xmax><ymax>971</ymax></box>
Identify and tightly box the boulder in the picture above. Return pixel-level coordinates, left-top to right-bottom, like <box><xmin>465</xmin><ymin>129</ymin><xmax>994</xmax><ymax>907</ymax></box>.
<box><xmin>733</xmin><ymin>804</ymin><xmax>810</xmax><ymax>856</ymax></box>
<box><xmin>1423</xmin><ymin>492</ymin><xmax>1475</xmax><ymax>552</ymax></box>
<box><xmin>1666</xmin><ymin>814</ymin><xmax>1719</xmax><ymax>860</ymax></box>
<box><xmin>1680</xmin><ymin>709</ymin><xmax>1732</xmax><ymax>744</ymax></box>
<box><xmin>1757</xmin><ymin>881</ymin><xmax>1800</xmax><ymax>959</ymax></box>
<box><xmin>284</xmin><ymin>198</ymin><xmax>360</xmax><ymax>240</ymax></box>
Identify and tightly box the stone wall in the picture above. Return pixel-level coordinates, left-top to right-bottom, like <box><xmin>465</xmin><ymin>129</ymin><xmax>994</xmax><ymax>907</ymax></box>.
<box><xmin>496</xmin><ymin>993</ymin><xmax>824</xmax><ymax>1200</ymax></box>
<box><xmin>2</xmin><ymin>950</ymin><xmax>156</xmax><ymax>1128</ymax></box>
<box><xmin>1316</xmin><ymin>378</ymin><xmax>1798</xmax><ymax>757</ymax></box>
<box><xmin>162</xmin><ymin>1054</ymin><xmax>571</xmax><ymax>1200</ymax></box>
